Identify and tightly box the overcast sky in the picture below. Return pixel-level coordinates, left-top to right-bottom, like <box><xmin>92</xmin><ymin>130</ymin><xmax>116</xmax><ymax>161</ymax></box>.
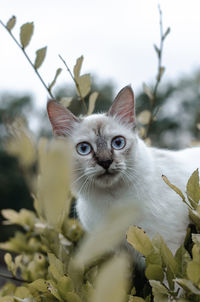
<box><xmin>1</xmin><ymin>0</ymin><xmax>200</xmax><ymax>108</ymax></box>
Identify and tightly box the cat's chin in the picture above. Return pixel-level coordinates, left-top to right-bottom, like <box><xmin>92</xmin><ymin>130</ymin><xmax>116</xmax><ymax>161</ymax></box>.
<box><xmin>94</xmin><ymin>170</ymin><xmax>121</xmax><ymax>187</ymax></box>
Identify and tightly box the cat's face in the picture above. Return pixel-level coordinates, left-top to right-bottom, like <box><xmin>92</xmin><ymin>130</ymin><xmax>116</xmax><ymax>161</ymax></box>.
<box><xmin>71</xmin><ymin>114</ymin><xmax>137</xmax><ymax>190</ymax></box>
<box><xmin>47</xmin><ymin>86</ymin><xmax>137</xmax><ymax>193</ymax></box>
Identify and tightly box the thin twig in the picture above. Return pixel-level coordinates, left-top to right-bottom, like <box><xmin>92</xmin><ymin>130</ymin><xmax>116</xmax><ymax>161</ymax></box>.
<box><xmin>59</xmin><ymin>54</ymin><xmax>88</xmax><ymax>114</ymax></box>
<box><xmin>0</xmin><ymin>271</ymin><xmax>28</xmax><ymax>283</ymax></box>
<box><xmin>0</xmin><ymin>19</ymin><xmax>54</xmax><ymax>99</ymax></box>
<box><xmin>144</xmin><ymin>5</ymin><xmax>169</xmax><ymax>138</ymax></box>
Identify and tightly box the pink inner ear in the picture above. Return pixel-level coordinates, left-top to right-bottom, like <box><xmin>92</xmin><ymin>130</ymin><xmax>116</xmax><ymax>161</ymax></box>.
<box><xmin>47</xmin><ymin>100</ymin><xmax>79</xmax><ymax>136</ymax></box>
<box><xmin>108</xmin><ymin>86</ymin><xmax>135</xmax><ymax>125</ymax></box>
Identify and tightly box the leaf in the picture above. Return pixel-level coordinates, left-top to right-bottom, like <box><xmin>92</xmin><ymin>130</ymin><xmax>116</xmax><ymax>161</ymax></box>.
<box><xmin>163</xmin><ymin>27</ymin><xmax>171</xmax><ymax>40</ymax></box>
<box><xmin>149</xmin><ymin>280</ymin><xmax>169</xmax><ymax>296</ymax></box>
<box><xmin>138</xmin><ymin>111</ymin><xmax>151</xmax><ymax>125</ymax></box>
<box><xmin>28</xmin><ymin>279</ymin><xmax>49</xmax><ymax>293</ymax></box>
<box><xmin>34</xmin><ymin>47</ymin><xmax>47</xmax><ymax>69</ymax></box>
<box><xmin>6</xmin><ymin>16</ymin><xmax>16</xmax><ymax>31</ymax></box>
<box><xmin>153</xmin><ymin>44</ymin><xmax>160</xmax><ymax>57</ymax></box>
<box><xmin>157</xmin><ymin>66</ymin><xmax>165</xmax><ymax>81</ymax></box>
<box><xmin>159</xmin><ymin>236</ymin><xmax>178</xmax><ymax>274</ymax></box>
<box><xmin>37</xmin><ymin>139</ymin><xmax>71</xmax><ymax>229</ymax></box>
<box><xmin>130</xmin><ymin>298</ymin><xmax>145</xmax><ymax>302</ymax></box>
<box><xmin>73</xmin><ymin>56</ymin><xmax>84</xmax><ymax>80</ymax></box>
<box><xmin>189</xmin><ymin>208</ymin><xmax>200</xmax><ymax>227</ymax></box>
<box><xmin>175</xmin><ymin>278</ymin><xmax>200</xmax><ymax>295</ymax></box>
<box><xmin>77</xmin><ymin>74</ymin><xmax>91</xmax><ymax>98</ymax></box>
<box><xmin>87</xmin><ymin>92</ymin><xmax>99</xmax><ymax>115</ymax></box>
<box><xmin>162</xmin><ymin>175</ymin><xmax>187</xmax><ymax>204</ymax></box>
<box><xmin>143</xmin><ymin>83</ymin><xmax>154</xmax><ymax>102</ymax></box>
<box><xmin>20</xmin><ymin>22</ymin><xmax>34</xmax><ymax>49</ymax></box>
<box><xmin>192</xmin><ymin>234</ymin><xmax>200</xmax><ymax>247</ymax></box>
<box><xmin>186</xmin><ymin>169</ymin><xmax>200</xmax><ymax>206</ymax></box>
<box><xmin>127</xmin><ymin>226</ymin><xmax>154</xmax><ymax>257</ymax></box>
<box><xmin>187</xmin><ymin>261</ymin><xmax>200</xmax><ymax>285</ymax></box>
<box><xmin>65</xmin><ymin>292</ymin><xmax>82</xmax><ymax>302</ymax></box>
<box><xmin>91</xmin><ymin>255</ymin><xmax>128</xmax><ymax>302</ymax></box>
<box><xmin>48</xmin><ymin>253</ymin><xmax>64</xmax><ymax>281</ymax></box>
<box><xmin>48</xmin><ymin>68</ymin><xmax>62</xmax><ymax>91</ymax></box>
<box><xmin>60</xmin><ymin>97</ymin><xmax>73</xmax><ymax>108</ymax></box>
<box><xmin>175</xmin><ymin>245</ymin><xmax>191</xmax><ymax>276</ymax></box>
<box><xmin>145</xmin><ymin>264</ymin><xmax>164</xmax><ymax>281</ymax></box>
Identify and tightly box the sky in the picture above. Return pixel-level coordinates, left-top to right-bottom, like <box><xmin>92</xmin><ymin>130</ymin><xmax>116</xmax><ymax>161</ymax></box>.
<box><xmin>1</xmin><ymin>0</ymin><xmax>200</xmax><ymax>109</ymax></box>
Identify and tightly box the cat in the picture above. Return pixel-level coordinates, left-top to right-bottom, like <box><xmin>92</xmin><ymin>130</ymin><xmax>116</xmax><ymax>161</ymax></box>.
<box><xmin>47</xmin><ymin>85</ymin><xmax>200</xmax><ymax>254</ymax></box>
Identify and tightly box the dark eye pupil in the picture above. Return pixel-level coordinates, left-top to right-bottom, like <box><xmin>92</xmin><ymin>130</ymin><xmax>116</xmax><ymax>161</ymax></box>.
<box><xmin>115</xmin><ymin>139</ymin><xmax>122</xmax><ymax>146</ymax></box>
<box><xmin>81</xmin><ymin>145</ymin><xmax>87</xmax><ymax>152</ymax></box>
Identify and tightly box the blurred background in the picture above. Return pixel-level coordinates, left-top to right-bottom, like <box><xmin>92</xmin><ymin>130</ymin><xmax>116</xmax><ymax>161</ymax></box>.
<box><xmin>1</xmin><ymin>0</ymin><xmax>200</xmax><ymax>242</ymax></box>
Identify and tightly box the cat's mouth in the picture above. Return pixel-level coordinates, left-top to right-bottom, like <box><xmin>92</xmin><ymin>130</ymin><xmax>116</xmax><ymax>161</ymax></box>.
<box><xmin>96</xmin><ymin>169</ymin><xmax>118</xmax><ymax>178</ymax></box>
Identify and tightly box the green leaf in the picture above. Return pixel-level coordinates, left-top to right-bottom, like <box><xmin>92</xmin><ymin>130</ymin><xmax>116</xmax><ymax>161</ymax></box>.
<box><xmin>163</xmin><ymin>27</ymin><xmax>171</xmax><ymax>39</ymax></box>
<box><xmin>28</xmin><ymin>279</ymin><xmax>49</xmax><ymax>293</ymax></box>
<box><xmin>175</xmin><ymin>278</ymin><xmax>200</xmax><ymax>295</ymax></box>
<box><xmin>192</xmin><ymin>234</ymin><xmax>200</xmax><ymax>247</ymax></box>
<box><xmin>130</xmin><ymin>298</ymin><xmax>145</xmax><ymax>302</ymax></box>
<box><xmin>73</xmin><ymin>56</ymin><xmax>83</xmax><ymax>79</ymax></box>
<box><xmin>159</xmin><ymin>236</ymin><xmax>178</xmax><ymax>274</ymax></box>
<box><xmin>87</xmin><ymin>92</ymin><xmax>99</xmax><ymax>115</ymax></box>
<box><xmin>57</xmin><ymin>276</ymin><xmax>74</xmax><ymax>300</ymax></box>
<box><xmin>186</xmin><ymin>169</ymin><xmax>200</xmax><ymax>207</ymax></box>
<box><xmin>34</xmin><ymin>47</ymin><xmax>47</xmax><ymax>69</ymax></box>
<box><xmin>127</xmin><ymin>226</ymin><xmax>154</xmax><ymax>257</ymax></box>
<box><xmin>145</xmin><ymin>264</ymin><xmax>164</xmax><ymax>281</ymax></box>
<box><xmin>20</xmin><ymin>22</ymin><xmax>34</xmax><ymax>49</ymax></box>
<box><xmin>189</xmin><ymin>208</ymin><xmax>200</xmax><ymax>227</ymax></box>
<box><xmin>48</xmin><ymin>253</ymin><xmax>64</xmax><ymax>281</ymax></box>
<box><xmin>65</xmin><ymin>292</ymin><xmax>82</xmax><ymax>302</ymax></box>
<box><xmin>187</xmin><ymin>261</ymin><xmax>200</xmax><ymax>285</ymax></box>
<box><xmin>149</xmin><ymin>280</ymin><xmax>169</xmax><ymax>295</ymax></box>
<box><xmin>77</xmin><ymin>74</ymin><xmax>91</xmax><ymax>98</ymax></box>
<box><xmin>48</xmin><ymin>68</ymin><xmax>62</xmax><ymax>92</ymax></box>
<box><xmin>6</xmin><ymin>16</ymin><xmax>16</xmax><ymax>31</ymax></box>
<box><xmin>162</xmin><ymin>175</ymin><xmax>187</xmax><ymax>204</ymax></box>
<box><xmin>153</xmin><ymin>44</ymin><xmax>160</xmax><ymax>57</ymax></box>
<box><xmin>175</xmin><ymin>245</ymin><xmax>191</xmax><ymax>276</ymax></box>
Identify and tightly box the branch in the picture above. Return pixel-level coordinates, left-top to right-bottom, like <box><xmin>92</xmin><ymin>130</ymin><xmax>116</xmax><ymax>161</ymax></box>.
<box><xmin>144</xmin><ymin>5</ymin><xmax>170</xmax><ymax>138</ymax></box>
<box><xmin>0</xmin><ymin>19</ymin><xmax>54</xmax><ymax>99</ymax></box>
<box><xmin>59</xmin><ymin>55</ymin><xmax>88</xmax><ymax>114</ymax></box>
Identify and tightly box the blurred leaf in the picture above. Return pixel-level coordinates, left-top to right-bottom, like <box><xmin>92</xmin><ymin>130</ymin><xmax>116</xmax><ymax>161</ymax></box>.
<box><xmin>159</xmin><ymin>235</ymin><xmax>178</xmax><ymax>274</ymax></box>
<box><xmin>175</xmin><ymin>245</ymin><xmax>191</xmax><ymax>276</ymax></box>
<box><xmin>60</xmin><ymin>97</ymin><xmax>73</xmax><ymax>108</ymax></box>
<box><xmin>48</xmin><ymin>253</ymin><xmax>64</xmax><ymax>281</ymax></box>
<box><xmin>20</xmin><ymin>22</ymin><xmax>34</xmax><ymax>49</ymax></box>
<box><xmin>127</xmin><ymin>226</ymin><xmax>154</xmax><ymax>257</ymax></box>
<box><xmin>73</xmin><ymin>56</ymin><xmax>83</xmax><ymax>80</ymax></box>
<box><xmin>65</xmin><ymin>292</ymin><xmax>82</xmax><ymax>302</ymax></box>
<box><xmin>37</xmin><ymin>139</ymin><xmax>72</xmax><ymax>229</ymax></box>
<box><xmin>130</xmin><ymin>297</ymin><xmax>145</xmax><ymax>302</ymax></box>
<box><xmin>4</xmin><ymin>253</ymin><xmax>16</xmax><ymax>276</ymax></box>
<box><xmin>91</xmin><ymin>255</ymin><xmax>128</xmax><ymax>302</ymax></box>
<box><xmin>28</xmin><ymin>279</ymin><xmax>49</xmax><ymax>293</ymax></box>
<box><xmin>157</xmin><ymin>66</ymin><xmax>165</xmax><ymax>81</ymax></box>
<box><xmin>149</xmin><ymin>280</ymin><xmax>169</xmax><ymax>295</ymax></box>
<box><xmin>163</xmin><ymin>27</ymin><xmax>171</xmax><ymax>39</ymax></box>
<box><xmin>143</xmin><ymin>83</ymin><xmax>154</xmax><ymax>102</ymax></box>
<box><xmin>48</xmin><ymin>68</ymin><xmax>62</xmax><ymax>92</ymax></box>
<box><xmin>153</xmin><ymin>44</ymin><xmax>160</xmax><ymax>57</ymax></box>
<box><xmin>138</xmin><ymin>110</ymin><xmax>151</xmax><ymax>125</ymax></box>
<box><xmin>189</xmin><ymin>208</ymin><xmax>200</xmax><ymax>227</ymax></box>
<box><xmin>145</xmin><ymin>264</ymin><xmax>164</xmax><ymax>281</ymax></box>
<box><xmin>77</xmin><ymin>74</ymin><xmax>91</xmax><ymax>98</ymax></box>
<box><xmin>34</xmin><ymin>46</ymin><xmax>47</xmax><ymax>69</ymax></box>
<box><xmin>186</xmin><ymin>245</ymin><xmax>200</xmax><ymax>285</ymax></box>
<box><xmin>87</xmin><ymin>92</ymin><xmax>99</xmax><ymax>115</ymax></box>
<box><xmin>175</xmin><ymin>278</ymin><xmax>200</xmax><ymax>294</ymax></box>
<box><xmin>2</xmin><ymin>208</ymin><xmax>35</xmax><ymax>230</ymax></box>
<box><xmin>192</xmin><ymin>234</ymin><xmax>200</xmax><ymax>247</ymax></box>
<box><xmin>186</xmin><ymin>169</ymin><xmax>200</xmax><ymax>207</ymax></box>
<box><xmin>6</xmin><ymin>16</ymin><xmax>16</xmax><ymax>31</ymax></box>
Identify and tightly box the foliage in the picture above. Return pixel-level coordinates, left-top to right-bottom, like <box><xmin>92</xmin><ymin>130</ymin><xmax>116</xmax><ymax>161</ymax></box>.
<box><xmin>0</xmin><ymin>122</ymin><xmax>199</xmax><ymax>302</ymax></box>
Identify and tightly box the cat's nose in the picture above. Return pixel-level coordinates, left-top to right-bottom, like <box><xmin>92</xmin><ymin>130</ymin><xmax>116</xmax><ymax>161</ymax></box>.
<box><xmin>97</xmin><ymin>159</ymin><xmax>113</xmax><ymax>170</ymax></box>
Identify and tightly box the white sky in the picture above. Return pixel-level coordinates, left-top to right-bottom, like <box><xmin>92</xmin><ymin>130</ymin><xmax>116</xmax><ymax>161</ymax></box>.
<box><xmin>1</xmin><ymin>0</ymin><xmax>200</xmax><ymax>108</ymax></box>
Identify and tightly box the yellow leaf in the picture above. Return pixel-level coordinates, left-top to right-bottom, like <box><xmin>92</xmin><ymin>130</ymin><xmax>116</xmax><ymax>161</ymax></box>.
<box><xmin>48</xmin><ymin>68</ymin><xmax>62</xmax><ymax>91</ymax></box>
<box><xmin>77</xmin><ymin>74</ymin><xmax>91</xmax><ymax>98</ymax></box>
<box><xmin>60</xmin><ymin>97</ymin><xmax>73</xmax><ymax>108</ymax></box>
<box><xmin>127</xmin><ymin>226</ymin><xmax>154</xmax><ymax>257</ymax></box>
<box><xmin>91</xmin><ymin>255</ymin><xmax>128</xmax><ymax>302</ymax></box>
<box><xmin>34</xmin><ymin>46</ymin><xmax>47</xmax><ymax>69</ymax></box>
<box><xmin>20</xmin><ymin>22</ymin><xmax>34</xmax><ymax>49</ymax></box>
<box><xmin>145</xmin><ymin>264</ymin><xmax>164</xmax><ymax>281</ymax></box>
<box><xmin>37</xmin><ymin>138</ymin><xmax>72</xmax><ymax>229</ymax></box>
<box><xmin>162</xmin><ymin>175</ymin><xmax>187</xmax><ymax>204</ymax></box>
<box><xmin>87</xmin><ymin>92</ymin><xmax>98</xmax><ymax>115</ymax></box>
<box><xmin>138</xmin><ymin>111</ymin><xmax>151</xmax><ymax>125</ymax></box>
<box><xmin>186</xmin><ymin>169</ymin><xmax>200</xmax><ymax>206</ymax></box>
<box><xmin>73</xmin><ymin>56</ymin><xmax>84</xmax><ymax>80</ymax></box>
<box><xmin>6</xmin><ymin>16</ymin><xmax>16</xmax><ymax>31</ymax></box>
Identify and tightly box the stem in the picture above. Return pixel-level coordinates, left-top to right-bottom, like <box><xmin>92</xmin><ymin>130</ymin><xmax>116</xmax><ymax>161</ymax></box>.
<box><xmin>145</xmin><ymin>5</ymin><xmax>167</xmax><ymax>138</ymax></box>
<box><xmin>0</xmin><ymin>272</ymin><xmax>28</xmax><ymax>283</ymax></box>
<box><xmin>0</xmin><ymin>19</ymin><xmax>54</xmax><ymax>99</ymax></box>
<box><xmin>59</xmin><ymin>54</ymin><xmax>88</xmax><ymax>114</ymax></box>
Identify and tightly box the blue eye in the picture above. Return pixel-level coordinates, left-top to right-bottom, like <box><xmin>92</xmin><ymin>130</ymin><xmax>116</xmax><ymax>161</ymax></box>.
<box><xmin>111</xmin><ymin>136</ymin><xmax>126</xmax><ymax>150</ymax></box>
<box><xmin>76</xmin><ymin>142</ymin><xmax>92</xmax><ymax>155</ymax></box>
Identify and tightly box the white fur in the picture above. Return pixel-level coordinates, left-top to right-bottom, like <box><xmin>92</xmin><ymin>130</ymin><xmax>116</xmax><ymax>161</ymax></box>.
<box><xmin>70</xmin><ymin>113</ymin><xmax>200</xmax><ymax>254</ymax></box>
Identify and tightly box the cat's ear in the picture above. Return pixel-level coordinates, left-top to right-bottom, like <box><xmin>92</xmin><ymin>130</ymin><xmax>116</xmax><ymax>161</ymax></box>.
<box><xmin>108</xmin><ymin>85</ymin><xmax>136</xmax><ymax>127</ymax></box>
<box><xmin>47</xmin><ymin>100</ymin><xmax>80</xmax><ymax>136</ymax></box>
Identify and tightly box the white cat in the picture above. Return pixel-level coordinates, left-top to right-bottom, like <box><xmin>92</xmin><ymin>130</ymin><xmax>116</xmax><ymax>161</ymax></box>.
<box><xmin>47</xmin><ymin>86</ymin><xmax>200</xmax><ymax>254</ymax></box>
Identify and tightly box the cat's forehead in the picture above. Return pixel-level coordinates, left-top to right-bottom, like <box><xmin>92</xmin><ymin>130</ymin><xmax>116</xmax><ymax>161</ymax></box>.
<box><xmin>72</xmin><ymin>113</ymin><xmax>133</xmax><ymax>143</ymax></box>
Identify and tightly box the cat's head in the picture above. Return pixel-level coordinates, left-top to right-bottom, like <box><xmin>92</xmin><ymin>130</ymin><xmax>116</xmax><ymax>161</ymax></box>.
<box><xmin>47</xmin><ymin>86</ymin><xmax>138</xmax><ymax>192</ymax></box>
